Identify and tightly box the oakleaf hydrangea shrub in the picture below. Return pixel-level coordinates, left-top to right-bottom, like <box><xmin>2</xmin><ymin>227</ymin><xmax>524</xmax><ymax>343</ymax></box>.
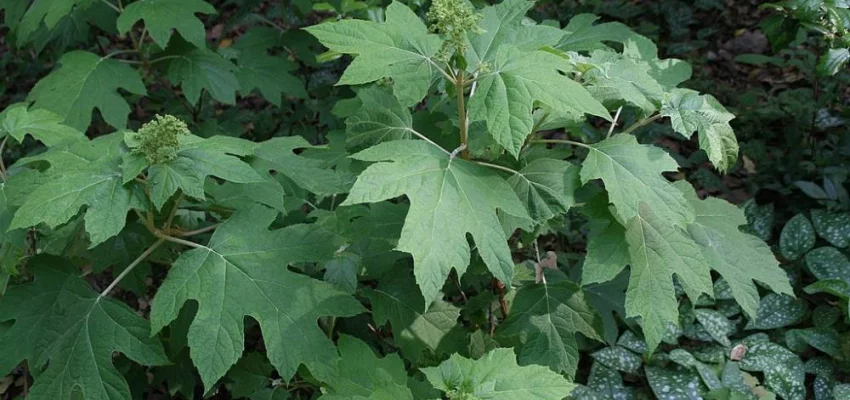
<box><xmin>0</xmin><ymin>0</ymin><xmax>841</xmax><ymax>398</ymax></box>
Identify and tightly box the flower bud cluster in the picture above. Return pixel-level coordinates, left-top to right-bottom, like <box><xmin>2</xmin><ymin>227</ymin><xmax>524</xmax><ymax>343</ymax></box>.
<box><xmin>427</xmin><ymin>0</ymin><xmax>481</xmax><ymax>57</ymax></box>
<box><xmin>135</xmin><ymin>114</ymin><xmax>189</xmax><ymax>165</ymax></box>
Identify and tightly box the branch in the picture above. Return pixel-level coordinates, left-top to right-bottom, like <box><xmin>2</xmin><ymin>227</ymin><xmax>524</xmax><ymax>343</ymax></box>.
<box><xmin>527</xmin><ymin>138</ymin><xmax>593</xmax><ymax>150</ymax></box>
<box><xmin>621</xmin><ymin>113</ymin><xmax>662</xmax><ymax>135</ymax></box>
<box><xmin>97</xmin><ymin>238</ymin><xmax>165</xmax><ymax>300</ymax></box>
<box><xmin>179</xmin><ymin>223</ymin><xmax>221</xmax><ymax>237</ymax></box>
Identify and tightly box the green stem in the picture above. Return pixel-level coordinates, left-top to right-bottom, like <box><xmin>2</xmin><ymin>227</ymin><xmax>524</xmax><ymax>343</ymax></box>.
<box><xmin>530</xmin><ymin>111</ymin><xmax>551</xmax><ymax>136</ymax></box>
<box><xmin>100</xmin><ymin>0</ymin><xmax>121</xmax><ymax>12</ymax></box>
<box><xmin>607</xmin><ymin>106</ymin><xmax>623</xmax><ymax>139</ymax></box>
<box><xmin>527</xmin><ymin>138</ymin><xmax>593</xmax><ymax>150</ymax></box>
<box><xmin>97</xmin><ymin>238</ymin><xmax>165</xmax><ymax>300</ymax></box>
<box><xmin>103</xmin><ymin>49</ymin><xmax>139</xmax><ymax>60</ymax></box>
<box><xmin>179</xmin><ymin>223</ymin><xmax>221</xmax><ymax>237</ymax></box>
<box><xmin>474</xmin><ymin>160</ymin><xmax>519</xmax><ymax>175</ymax></box>
<box><xmin>621</xmin><ymin>114</ymin><xmax>662</xmax><ymax>135</ymax></box>
<box><xmin>456</xmin><ymin>69</ymin><xmax>470</xmax><ymax>160</ymax></box>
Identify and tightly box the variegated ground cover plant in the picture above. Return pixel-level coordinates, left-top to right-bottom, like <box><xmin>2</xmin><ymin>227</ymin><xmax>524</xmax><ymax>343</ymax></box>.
<box><xmin>0</xmin><ymin>0</ymin><xmax>843</xmax><ymax>399</ymax></box>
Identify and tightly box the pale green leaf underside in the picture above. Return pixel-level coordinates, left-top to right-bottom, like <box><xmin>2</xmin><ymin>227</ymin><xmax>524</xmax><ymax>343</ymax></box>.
<box><xmin>662</xmin><ymin>88</ymin><xmax>738</xmax><ymax>172</ymax></box>
<box><xmin>150</xmin><ymin>206</ymin><xmax>363</xmax><ymax>389</ymax></box>
<box><xmin>423</xmin><ymin>348</ymin><xmax>576</xmax><ymax>399</ymax></box>
<box><xmin>342</xmin><ymin>140</ymin><xmax>531</xmax><ymax>305</ymax></box>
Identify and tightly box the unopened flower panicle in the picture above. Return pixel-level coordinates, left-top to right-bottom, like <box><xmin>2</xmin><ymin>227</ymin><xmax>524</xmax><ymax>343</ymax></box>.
<box><xmin>135</xmin><ymin>114</ymin><xmax>190</xmax><ymax>165</ymax></box>
<box><xmin>427</xmin><ymin>0</ymin><xmax>482</xmax><ymax>59</ymax></box>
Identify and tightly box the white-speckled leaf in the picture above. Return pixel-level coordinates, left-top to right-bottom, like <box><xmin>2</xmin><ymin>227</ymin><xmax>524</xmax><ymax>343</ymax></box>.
<box><xmin>834</xmin><ymin>384</ymin><xmax>850</xmax><ymax>399</ymax></box>
<box><xmin>617</xmin><ymin>331</ymin><xmax>648</xmax><ymax>354</ymax></box>
<box><xmin>645</xmin><ymin>365</ymin><xmax>703</xmax><ymax>400</ymax></box>
<box><xmin>693</xmin><ymin>309</ymin><xmax>734</xmax><ymax>347</ymax></box>
<box><xmin>743</xmin><ymin>200</ymin><xmax>774</xmax><ymax>241</ymax></box>
<box><xmin>747</xmin><ymin>293</ymin><xmax>807</xmax><ymax>330</ymax></box>
<box><xmin>668</xmin><ymin>349</ymin><xmax>722</xmax><ymax>391</ymax></box>
<box><xmin>587</xmin><ymin>362</ymin><xmax>635</xmax><ymax>400</ymax></box>
<box><xmin>740</xmin><ymin>342</ymin><xmax>806</xmax><ymax>400</ymax></box>
<box><xmin>592</xmin><ymin>346</ymin><xmax>643</xmax><ymax>375</ymax></box>
<box><xmin>780</xmin><ymin>214</ymin><xmax>816</xmax><ymax>261</ymax></box>
<box><xmin>812</xmin><ymin>305</ymin><xmax>840</xmax><ymax>328</ymax></box>
<box><xmin>811</xmin><ymin>210</ymin><xmax>850</xmax><ymax>248</ymax></box>
<box><xmin>806</xmin><ymin>247</ymin><xmax>850</xmax><ymax>284</ymax></box>
<box><xmin>785</xmin><ymin>328</ymin><xmax>841</xmax><ymax>358</ymax></box>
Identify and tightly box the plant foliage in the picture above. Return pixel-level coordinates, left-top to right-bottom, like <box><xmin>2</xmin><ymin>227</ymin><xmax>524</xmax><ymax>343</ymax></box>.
<box><xmin>0</xmin><ymin>0</ymin><xmax>842</xmax><ymax>399</ymax></box>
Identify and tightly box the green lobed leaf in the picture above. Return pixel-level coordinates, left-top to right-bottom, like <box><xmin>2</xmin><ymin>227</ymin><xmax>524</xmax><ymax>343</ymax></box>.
<box><xmin>149</xmin><ymin>206</ymin><xmax>364</xmax><ymax>389</ymax></box>
<box><xmin>421</xmin><ymin>348</ymin><xmax>576</xmax><ymax>399</ymax></box>
<box><xmin>7</xmin><ymin>0</ymin><xmax>96</xmax><ymax>45</ymax></box>
<box><xmin>623</xmin><ymin>203</ymin><xmax>713</xmax><ymax>353</ymax></box>
<box><xmin>363</xmin><ymin>272</ymin><xmax>465</xmax><ymax>362</ymax></box>
<box><xmin>580</xmin><ymin>134</ymin><xmax>693</xmax><ymax>225</ymax></box>
<box><xmin>0</xmin><ymin>256</ymin><xmax>168</xmax><ymax>400</ymax></box>
<box><xmin>506</xmin><ymin>158</ymin><xmax>581</xmax><ymax>224</ymax></box>
<box><xmin>125</xmin><ymin>133</ymin><xmax>262</xmax><ymax>210</ymax></box>
<box><xmin>233</xmin><ymin>28</ymin><xmax>306</xmax><ymax>105</ymax></box>
<box><xmin>463</xmin><ymin>0</ymin><xmax>564</xmax><ymax>67</ymax></box>
<box><xmin>318</xmin><ymin>335</ymin><xmax>413</xmax><ymax>400</ymax></box>
<box><xmin>677</xmin><ymin>182</ymin><xmax>793</xmax><ymax>319</ymax></box>
<box><xmin>499</xmin><ymin>280</ymin><xmax>603</xmax><ymax>376</ymax></box>
<box><xmin>253</xmin><ymin>136</ymin><xmax>353</xmax><ymax>196</ymax></box>
<box><xmin>305</xmin><ymin>1</ymin><xmax>444</xmax><ymax>106</ymax></box>
<box><xmin>661</xmin><ymin>88</ymin><xmax>738</xmax><ymax>173</ymax></box>
<box><xmin>779</xmin><ymin>213</ymin><xmax>816</xmax><ymax>261</ymax></box>
<box><xmin>468</xmin><ymin>46</ymin><xmax>610</xmax><ymax>157</ymax></box>
<box><xmin>345</xmin><ymin>86</ymin><xmax>414</xmax><ymax>150</ymax></box>
<box><xmin>163</xmin><ymin>46</ymin><xmax>240</xmax><ymax>105</ymax></box>
<box><xmin>558</xmin><ymin>14</ymin><xmax>635</xmax><ymax>52</ymax></box>
<box><xmin>28</xmin><ymin>51</ymin><xmax>146</xmax><ymax>131</ymax></box>
<box><xmin>0</xmin><ymin>103</ymin><xmax>86</xmax><ymax>146</ymax></box>
<box><xmin>341</xmin><ymin>140</ymin><xmax>530</xmax><ymax>304</ymax></box>
<box><xmin>578</xmin><ymin>51</ymin><xmax>665</xmax><ymax>114</ymax></box>
<box><xmin>11</xmin><ymin>135</ymin><xmax>146</xmax><ymax>247</ymax></box>
<box><xmin>117</xmin><ymin>0</ymin><xmax>216</xmax><ymax>49</ymax></box>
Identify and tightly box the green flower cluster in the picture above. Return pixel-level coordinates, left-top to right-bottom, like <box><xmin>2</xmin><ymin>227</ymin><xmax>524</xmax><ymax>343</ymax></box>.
<box><xmin>134</xmin><ymin>114</ymin><xmax>189</xmax><ymax>165</ymax></box>
<box><xmin>427</xmin><ymin>0</ymin><xmax>481</xmax><ymax>57</ymax></box>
